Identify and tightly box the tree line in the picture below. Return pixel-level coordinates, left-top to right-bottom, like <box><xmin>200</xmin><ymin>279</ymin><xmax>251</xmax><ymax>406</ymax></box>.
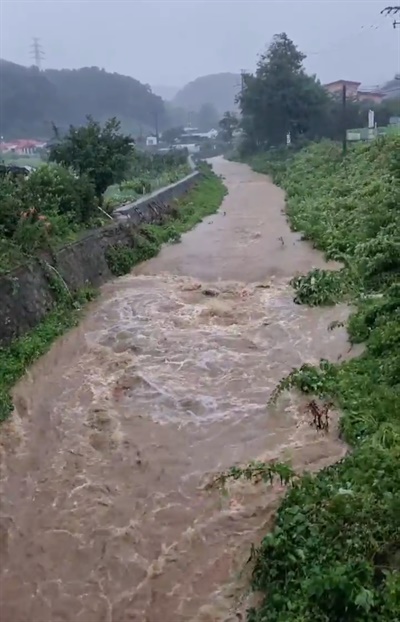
<box><xmin>0</xmin><ymin>59</ymin><xmax>224</xmax><ymax>140</ymax></box>
<box><xmin>220</xmin><ymin>33</ymin><xmax>399</xmax><ymax>155</ymax></box>
<box><xmin>0</xmin><ymin>59</ymin><xmax>165</xmax><ymax>139</ymax></box>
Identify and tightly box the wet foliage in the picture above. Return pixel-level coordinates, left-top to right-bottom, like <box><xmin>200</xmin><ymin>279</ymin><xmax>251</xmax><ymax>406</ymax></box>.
<box><xmin>0</xmin><ymin>120</ymin><xmax>190</xmax><ymax>274</ymax></box>
<box><xmin>0</xmin><ymin>282</ymin><xmax>96</xmax><ymax>422</ymax></box>
<box><xmin>244</xmin><ymin>137</ymin><xmax>400</xmax><ymax>621</ymax></box>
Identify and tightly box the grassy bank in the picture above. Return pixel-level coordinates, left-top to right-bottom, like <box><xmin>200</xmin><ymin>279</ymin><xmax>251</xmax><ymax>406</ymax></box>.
<box><xmin>0</xmin><ymin>168</ymin><xmax>226</xmax><ymax>422</ymax></box>
<box><xmin>105</xmin><ymin>163</ymin><xmax>191</xmax><ymax>208</ymax></box>
<box><xmin>237</xmin><ymin>138</ymin><xmax>400</xmax><ymax>621</ymax></box>
<box><xmin>0</xmin><ymin>286</ymin><xmax>96</xmax><ymax>422</ymax></box>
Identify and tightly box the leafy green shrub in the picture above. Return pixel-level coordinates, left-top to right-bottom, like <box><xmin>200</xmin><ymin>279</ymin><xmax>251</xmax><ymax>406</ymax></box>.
<box><xmin>291</xmin><ymin>268</ymin><xmax>349</xmax><ymax>306</ymax></box>
<box><xmin>248</xmin><ymin>445</ymin><xmax>400</xmax><ymax>622</ymax></box>
<box><xmin>0</xmin><ymin>164</ymin><xmax>101</xmax><ymax>272</ymax></box>
<box><xmin>0</xmin><ymin>287</ymin><xmax>96</xmax><ymax>422</ymax></box>
<box><xmin>105</xmin><ymin>238</ymin><xmax>158</xmax><ymax>276</ymax></box>
<box><xmin>21</xmin><ymin>164</ymin><xmax>98</xmax><ymax>223</ymax></box>
<box><xmin>0</xmin><ymin>175</ymin><xmax>24</xmax><ymax>238</ymax></box>
<box><xmin>122</xmin><ymin>178</ymin><xmax>152</xmax><ymax>195</ymax></box>
<box><xmin>243</xmin><ymin>136</ymin><xmax>400</xmax><ymax>622</ymax></box>
<box><xmin>105</xmin><ymin>244</ymin><xmax>138</xmax><ymax>276</ymax></box>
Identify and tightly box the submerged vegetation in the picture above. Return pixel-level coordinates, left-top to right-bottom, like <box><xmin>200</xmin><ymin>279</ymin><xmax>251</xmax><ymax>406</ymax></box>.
<box><xmin>231</xmin><ymin>136</ymin><xmax>400</xmax><ymax>621</ymax></box>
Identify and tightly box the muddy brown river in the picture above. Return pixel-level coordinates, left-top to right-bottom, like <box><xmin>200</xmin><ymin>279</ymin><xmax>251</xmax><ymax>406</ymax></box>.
<box><xmin>0</xmin><ymin>158</ymin><xmax>353</xmax><ymax>621</ymax></box>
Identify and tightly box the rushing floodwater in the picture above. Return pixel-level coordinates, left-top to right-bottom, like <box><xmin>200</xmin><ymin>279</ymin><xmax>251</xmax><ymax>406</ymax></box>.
<box><xmin>0</xmin><ymin>159</ymin><xmax>353</xmax><ymax>621</ymax></box>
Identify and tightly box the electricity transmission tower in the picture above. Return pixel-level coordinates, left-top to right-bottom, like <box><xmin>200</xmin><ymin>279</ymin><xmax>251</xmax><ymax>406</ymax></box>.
<box><xmin>381</xmin><ymin>6</ymin><xmax>400</xmax><ymax>28</ymax></box>
<box><xmin>31</xmin><ymin>37</ymin><xmax>45</xmax><ymax>69</ymax></box>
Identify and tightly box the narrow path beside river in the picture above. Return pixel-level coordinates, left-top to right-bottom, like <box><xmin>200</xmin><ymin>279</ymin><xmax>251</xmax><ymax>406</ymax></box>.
<box><xmin>1</xmin><ymin>158</ymin><xmax>352</xmax><ymax>621</ymax></box>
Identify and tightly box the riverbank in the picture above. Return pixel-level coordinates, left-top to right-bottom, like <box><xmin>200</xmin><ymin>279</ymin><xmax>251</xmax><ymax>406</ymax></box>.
<box><xmin>242</xmin><ymin>137</ymin><xmax>400</xmax><ymax>621</ymax></box>
<box><xmin>0</xmin><ymin>152</ymin><xmax>191</xmax><ymax>275</ymax></box>
<box><xmin>0</xmin><ymin>157</ymin><xmax>353</xmax><ymax>622</ymax></box>
<box><xmin>0</xmin><ymin>168</ymin><xmax>226</xmax><ymax>422</ymax></box>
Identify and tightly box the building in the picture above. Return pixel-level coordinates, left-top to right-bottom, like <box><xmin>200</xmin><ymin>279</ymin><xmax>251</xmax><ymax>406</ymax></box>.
<box><xmin>145</xmin><ymin>136</ymin><xmax>158</xmax><ymax>147</ymax></box>
<box><xmin>0</xmin><ymin>139</ymin><xmax>46</xmax><ymax>155</ymax></box>
<box><xmin>357</xmin><ymin>90</ymin><xmax>384</xmax><ymax>104</ymax></box>
<box><xmin>323</xmin><ymin>80</ymin><xmax>384</xmax><ymax>104</ymax></box>
<box><xmin>324</xmin><ymin>80</ymin><xmax>361</xmax><ymax>98</ymax></box>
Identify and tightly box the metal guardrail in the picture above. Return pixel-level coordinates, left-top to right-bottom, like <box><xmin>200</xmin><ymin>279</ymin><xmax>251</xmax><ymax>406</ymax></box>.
<box><xmin>347</xmin><ymin>125</ymin><xmax>400</xmax><ymax>141</ymax></box>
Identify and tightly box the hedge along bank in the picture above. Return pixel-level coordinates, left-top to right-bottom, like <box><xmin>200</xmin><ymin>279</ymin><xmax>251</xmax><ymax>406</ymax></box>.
<box><xmin>224</xmin><ymin>137</ymin><xmax>400</xmax><ymax>622</ymax></box>
<box><xmin>0</xmin><ymin>166</ymin><xmax>226</xmax><ymax>422</ymax></box>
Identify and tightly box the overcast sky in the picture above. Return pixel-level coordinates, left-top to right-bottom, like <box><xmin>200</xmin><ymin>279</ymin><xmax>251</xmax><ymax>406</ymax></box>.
<box><xmin>1</xmin><ymin>0</ymin><xmax>399</xmax><ymax>89</ymax></box>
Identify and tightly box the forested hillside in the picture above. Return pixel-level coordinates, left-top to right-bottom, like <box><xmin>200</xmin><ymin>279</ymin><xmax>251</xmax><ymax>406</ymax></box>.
<box><xmin>173</xmin><ymin>72</ymin><xmax>240</xmax><ymax>114</ymax></box>
<box><xmin>0</xmin><ymin>59</ymin><xmax>166</xmax><ymax>139</ymax></box>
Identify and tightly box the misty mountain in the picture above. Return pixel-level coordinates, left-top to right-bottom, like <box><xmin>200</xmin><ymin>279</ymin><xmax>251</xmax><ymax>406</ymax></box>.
<box><xmin>0</xmin><ymin>59</ymin><xmax>165</xmax><ymax>139</ymax></box>
<box><xmin>173</xmin><ymin>73</ymin><xmax>241</xmax><ymax>115</ymax></box>
<box><xmin>152</xmin><ymin>85</ymin><xmax>179</xmax><ymax>101</ymax></box>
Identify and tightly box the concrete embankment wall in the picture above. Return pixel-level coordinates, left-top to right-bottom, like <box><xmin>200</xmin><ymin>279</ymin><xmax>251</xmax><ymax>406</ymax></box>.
<box><xmin>0</xmin><ymin>171</ymin><xmax>201</xmax><ymax>348</ymax></box>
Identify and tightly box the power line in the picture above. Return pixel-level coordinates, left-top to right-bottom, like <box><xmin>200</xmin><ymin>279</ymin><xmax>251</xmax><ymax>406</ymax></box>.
<box><xmin>381</xmin><ymin>6</ymin><xmax>400</xmax><ymax>28</ymax></box>
<box><xmin>30</xmin><ymin>37</ymin><xmax>45</xmax><ymax>70</ymax></box>
<box><xmin>306</xmin><ymin>22</ymin><xmax>381</xmax><ymax>57</ymax></box>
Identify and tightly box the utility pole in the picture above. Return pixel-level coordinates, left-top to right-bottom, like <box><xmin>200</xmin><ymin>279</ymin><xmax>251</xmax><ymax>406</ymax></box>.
<box><xmin>234</xmin><ymin>69</ymin><xmax>247</xmax><ymax>104</ymax></box>
<box><xmin>240</xmin><ymin>69</ymin><xmax>246</xmax><ymax>97</ymax></box>
<box><xmin>342</xmin><ymin>83</ymin><xmax>347</xmax><ymax>156</ymax></box>
<box><xmin>154</xmin><ymin>109</ymin><xmax>159</xmax><ymax>142</ymax></box>
<box><xmin>381</xmin><ymin>6</ymin><xmax>400</xmax><ymax>28</ymax></box>
<box><xmin>30</xmin><ymin>37</ymin><xmax>45</xmax><ymax>69</ymax></box>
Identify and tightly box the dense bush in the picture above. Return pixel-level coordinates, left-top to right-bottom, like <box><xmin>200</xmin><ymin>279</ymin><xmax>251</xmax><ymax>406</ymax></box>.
<box><xmin>0</xmin><ymin>164</ymin><xmax>100</xmax><ymax>269</ymax></box>
<box><xmin>0</xmin><ymin>135</ymin><xmax>191</xmax><ymax>272</ymax></box>
<box><xmin>20</xmin><ymin>165</ymin><xmax>98</xmax><ymax>223</ymax></box>
<box><xmin>243</xmin><ymin>136</ymin><xmax>400</xmax><ymax>622</ymax></box>
<box><xmin>49</xmin><ymin>117</ymin><xmax>134</xmax><ymax>203</ymax></box>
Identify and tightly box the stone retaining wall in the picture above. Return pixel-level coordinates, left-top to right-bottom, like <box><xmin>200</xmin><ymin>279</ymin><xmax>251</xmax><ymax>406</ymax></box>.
<box><xmin>0</xmin><ymin>171</ymin><xmax>201</xmax><ymax>347</ymax></box>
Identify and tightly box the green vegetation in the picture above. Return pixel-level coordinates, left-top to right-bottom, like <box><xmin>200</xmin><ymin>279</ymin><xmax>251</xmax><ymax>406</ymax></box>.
<box><xmin>0</xmin><ymin>119</ymin><xmax>191</xmax><ymax>274</ymax></box>
<box><xmin>106</xmin><ymin>150</ymin><xmax>190</xmax><ymax>208</ymax></box>
<box><xmin>0</xmin><ymin>154</ymin><xmax>45</xmax><ymax>168</ymax></box>
<box><xmin>218</xmin><ymin>111</ymin><xmax>239</xmax><ymax>142</ymax></box>
<box><xmin>106</xmin><ymin>165</ymin><xmax>226</xmax><ymax>276</ymax></box>
<box><xmin>49</xmin><ymin>117</ymin><xmax>135</xmax><ymax>204</ymax></box>
<box><xmin>0</xmin><ymin>59</ymin><xmax>228</xmax><ymax>140</ymax></box>
<box><xmin>235</xmin><ymin>33</ymin><xmax>399</xmax><ymax>155</ymax></box>
<box><xmin>0</xmin><ymin>167</ymin><xmax>225</xmax><ymax>422</ymax></box>
<box><xmin>0</xmin><ymin>283</ymin><xmax>96</xmax><ymax>422</ymax></box>
<box><xmin>228</xmin><ymin>136</ymin><xmax>400</xmax><ymax>621</ymax></box>
<box><xmin>0</xmin><ymin>164</ymin><xmax>101</xmax><ymax>273</ymax></box>
<box><xmin>0</xmin><ymin>59</ymin><xmax>165</xmax><ymax>139</ymax></box>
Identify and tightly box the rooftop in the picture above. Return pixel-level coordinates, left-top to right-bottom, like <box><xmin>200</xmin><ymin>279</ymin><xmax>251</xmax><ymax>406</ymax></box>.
<box><xmin>324</xmin><ymin>80</ymin><xmax>361</xmax><ymax>87</ymax></box>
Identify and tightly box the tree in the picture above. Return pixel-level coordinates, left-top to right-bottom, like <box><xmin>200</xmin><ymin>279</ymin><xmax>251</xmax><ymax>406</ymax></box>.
<box><xmin>239</xmin><ymin>33</ymin><xmax>329</xmax><ymax>148</ymax></box>
<box><xmin>196</xmin><ymin>102</ymin><xmax>220</xmax><ymax>131</ymax></box>
<box><xmin>49</xmin><ymin>117</ymin><xmax>134</xmax><ymax>203</ymax></box>
<box><xmin>218</xmin><ymin>111</ymin><xmax>239</xmax><ymax>141</ymax></box>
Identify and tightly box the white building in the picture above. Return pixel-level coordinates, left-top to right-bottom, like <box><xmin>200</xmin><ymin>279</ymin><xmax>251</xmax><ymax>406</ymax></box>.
<box><xmin>146</xmin><ymin>136</ymin><xmax>158</xmax><ymax>147</ymax></box>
